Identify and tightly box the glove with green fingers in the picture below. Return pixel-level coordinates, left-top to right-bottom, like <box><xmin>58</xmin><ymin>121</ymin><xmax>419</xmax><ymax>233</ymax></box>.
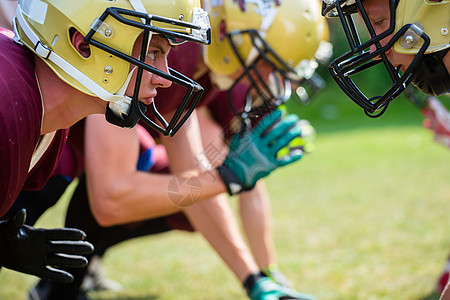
<box><xmin>275</xmin><ymin>105</ymin><xmax>316</xmax><ymax>160</ymax></box>
<box><xmin>217</xmin><ymin>109</ymin><xmax>303</xmax><ymax>195</ymax></box>
<box><xmin>276</xmin><ymin>119</ymin><xmax>316</xmax><ymax>161</ymax></box>
<box><xmin>248</xmin><ymin>277</ymin><xmax>317</xmax><ymax>300</ymax></box>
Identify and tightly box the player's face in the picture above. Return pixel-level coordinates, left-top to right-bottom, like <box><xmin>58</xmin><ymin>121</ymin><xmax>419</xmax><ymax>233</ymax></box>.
<box><xmin>230</xmin><ymin>59</ymin><xmax>286</xmax><ymax>98</ymax></box>
<box><xmin>227</xmin><ymin>59</ymin><xmax>273</xmax><ymax>83</ymax></box>
<box><xmin>362</xmin><ymin>0</ymin><xmax>414</xmax><ymax>72</ymax></box>
<box><xmin>125</xmin><ymin>34</ymin><xmax>172</xmax><ymax>105</ymax></box>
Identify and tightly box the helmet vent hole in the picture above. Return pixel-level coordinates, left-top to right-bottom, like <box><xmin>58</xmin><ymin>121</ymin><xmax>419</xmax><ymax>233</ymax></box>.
<box><xmin>51</xmin><ymin>35</ymin><xmax>58</xmax><ymax>47</ymax></box>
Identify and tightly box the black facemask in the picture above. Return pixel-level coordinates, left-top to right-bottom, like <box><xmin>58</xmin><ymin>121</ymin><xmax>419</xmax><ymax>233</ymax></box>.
<box><xmin>411</xmin><ymin>48</ymin><xmax>450</xmax><ymax>96</ymax></box>
<box><xmin>85</xmin><ymin>7</ymin><xmax>209</xmax><ymax>136</ymax></box>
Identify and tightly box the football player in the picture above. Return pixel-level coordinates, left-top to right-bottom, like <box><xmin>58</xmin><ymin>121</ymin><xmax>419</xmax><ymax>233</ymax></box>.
<box><xmin>85</xmin><ymin>0</ymin><xmax>325</xmax><ymax>298</ymax></box>
<box><xmin>23</xmin><ymin>0</ymin><xmax>327</xmax><ymax>299</ymax></box>
<box><xmin>321</xmin><ymin>0</ymin><xmax>449</xmax><ymax>117</ymax></box>
<box><xmin>130</xmin><ymin>0</ymin><xmax>328</xmax><ymax>298</ymax></box>
<box><xmin>3</xmin><ymin>1</ymin><xmax>312</xmax><ymax>299</ymax></box>
<box><xmin>0</xmin><ymin>0</ymin><xmax>211</xmax><ymax>285</ymax></box>
<box><xmin>25</xmin><ymin>108</ymin><xmax>310</xmax><ymax>300</ymax></box>
<box><xmin>321</xmin><ymin>0</ymin><xmax>449</xmax><ymax>299</ymax></box>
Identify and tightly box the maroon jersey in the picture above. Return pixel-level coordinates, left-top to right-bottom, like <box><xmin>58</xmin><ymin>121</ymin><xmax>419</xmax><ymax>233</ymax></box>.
<box><xmin>0</xmin><ymin>28</ymin><xmax>68</xmax><ymax>217</ymax></box>
<box><xmin>53</xmin><ymin>119</ymin><xmax>167</xmax><ymax>181</ymax></box>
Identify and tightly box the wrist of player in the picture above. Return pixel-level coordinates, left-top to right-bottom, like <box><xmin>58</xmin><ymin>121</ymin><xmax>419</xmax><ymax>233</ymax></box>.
<box><xmin>216</xmin><ymin>162</ymin><xmax>252</xmax><ymax>195</ymax></box>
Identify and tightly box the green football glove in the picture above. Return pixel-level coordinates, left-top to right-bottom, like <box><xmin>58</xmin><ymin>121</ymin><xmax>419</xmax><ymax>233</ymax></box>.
<box><xmin>248</xmin><ymin>277</ymin><xmax>316</xmax><ymax>300</ymax></box>
<box><xmin>217</xmin><ymin>109</ymin><xmax>303</xmax><ymax>195</ymax></box>
<box><xmin>276</xmin><ymin>119</ymin><xmax>316</xmax><ymax>161</ymax></box>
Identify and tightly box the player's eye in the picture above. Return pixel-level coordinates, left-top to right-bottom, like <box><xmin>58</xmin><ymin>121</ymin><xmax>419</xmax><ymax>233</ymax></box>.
<box><xmin>373</xmin><ymin>18</ymin><xmax>387</xmax><ymax>30</ymax></box>
<box><xmin>146</xmin><ymin>51</ymin><xmax>156</xmax><ymax>61</ymax></box>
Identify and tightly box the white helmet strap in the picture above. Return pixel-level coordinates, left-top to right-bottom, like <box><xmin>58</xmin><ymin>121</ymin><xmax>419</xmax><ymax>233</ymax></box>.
<box><xmin>129</xmin><ymin>0</ymin><xmax>152</xmax><ymax>59</ymax></box>
<box><xmin>244</xmin><ymin>7</ymin><xmax>277</xmax><ymax>66</ymax></box>
<box><xmin>14</xmin><ymin>1</ymin><xmax>152</xmax><ymax>117</ymax></box>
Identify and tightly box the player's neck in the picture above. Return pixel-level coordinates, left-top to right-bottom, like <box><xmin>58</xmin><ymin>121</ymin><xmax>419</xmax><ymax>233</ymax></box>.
<box><xmin>34</xmin><ymin>58</ymin><xmax>107</xmax><ymax>134</ymax></box>
<box><xmin>444</xmin><ymin>50</ymin><xmax>450</xmax><ymax>74</ymax></box>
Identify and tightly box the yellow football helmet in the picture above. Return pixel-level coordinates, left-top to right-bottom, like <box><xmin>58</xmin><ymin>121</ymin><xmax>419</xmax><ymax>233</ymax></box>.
<box><xmin>202</xmin><ymin>0</ymin><xmax>329</xmax><ymax>117</ymax></box>
<box><xmin>322</xmin><ymin>0</ymin><xmax>450</xmax><ymax>116</ymax></box>
<box><xmin>13</xmin><ymin>0</ymin><xmax>211</xmax><ymax>135</ymax></box>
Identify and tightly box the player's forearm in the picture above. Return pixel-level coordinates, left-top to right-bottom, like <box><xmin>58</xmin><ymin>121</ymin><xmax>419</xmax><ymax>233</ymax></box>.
<box><xmin>89</xmin><ymin>169</ymin><xmax>227</xmax><ymax>226</ymax></box>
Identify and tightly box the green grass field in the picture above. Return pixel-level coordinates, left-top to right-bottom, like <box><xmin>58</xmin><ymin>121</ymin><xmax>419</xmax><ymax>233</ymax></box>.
<box><xmin>1</xmin><ymin>90</ymin><xmax>449</xmax><ymax>300</ymax></box>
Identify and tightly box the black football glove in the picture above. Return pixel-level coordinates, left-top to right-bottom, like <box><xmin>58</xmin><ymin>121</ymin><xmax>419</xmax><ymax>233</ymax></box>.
<box><xmin>0</xmin><ymin>209</ymin><xmax>94</xmax><ymax>283</ymax></box>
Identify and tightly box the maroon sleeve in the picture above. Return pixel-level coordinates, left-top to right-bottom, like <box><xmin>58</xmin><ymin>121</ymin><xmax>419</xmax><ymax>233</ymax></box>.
<box><xmin>0</xmin><ymin>29</ymin><xmax>42</xmax><ymax>216</ymax></box>
<box><xmin>0</xmin><ymin>29</ymin><xmax>69</xmax><ymax>216</ymax></box>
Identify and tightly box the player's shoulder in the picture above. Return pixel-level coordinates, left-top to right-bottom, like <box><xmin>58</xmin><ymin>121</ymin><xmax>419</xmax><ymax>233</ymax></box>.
<box><xmin>0</xmin><ymin>30</ymin><xmax>42</xmax><ymax>142</ymax></box>
<box><xmin>0</xmin><ymin>27</ymin><xmax>25</xmax><ymax>56</ymax></box>
<box><xmin>0</xmin><ymin>27</ymin><xmax>34</xmax><ymax>69</ymax></box>
<box><xmin>0</xmin><ymin>29</ymin><xmax>39</xmax><ymax>109</ymax></box>
<box><xmin>0</xmin><ymin>27</ymin><xmax>14</xmax><ymax>39</ymax></box>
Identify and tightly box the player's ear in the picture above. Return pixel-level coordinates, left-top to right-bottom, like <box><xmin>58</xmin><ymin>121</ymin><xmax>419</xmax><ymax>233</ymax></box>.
<box><xmin>71</xmin><ymin>29</ymin><xmax>91</xmax><ymax>58</ymax></box>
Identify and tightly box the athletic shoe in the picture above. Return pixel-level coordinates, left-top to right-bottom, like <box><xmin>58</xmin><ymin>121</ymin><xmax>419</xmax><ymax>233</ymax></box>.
<box><xmin>28</xmin><ymin>279</ymin><xmax>51</xmax><ymax>300</ymax></box>
<box><xmin>28</xmin><ymin>279</ymin><xmax>90</xmax><ymax>300</ymax></box>
<box><xmin>248</xmin><ymin>277</ymin><xmax>316</xmax><ymax>300</ymax></box>
<box><xmin>261</xmin><ymin>264</ymin><xmax>293</xmax><ymax>288</ymax></box>
<box><xmin>81</xmin><ymin>255</ymin><xmax>122</xmax><ymax>292</ymax></box>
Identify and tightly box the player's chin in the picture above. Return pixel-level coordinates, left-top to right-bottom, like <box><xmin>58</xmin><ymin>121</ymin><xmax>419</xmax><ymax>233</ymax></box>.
<box><xmin>139</xmin><ymin>97</ymin><xmax>154</xmax><ymax>106</ymax></box>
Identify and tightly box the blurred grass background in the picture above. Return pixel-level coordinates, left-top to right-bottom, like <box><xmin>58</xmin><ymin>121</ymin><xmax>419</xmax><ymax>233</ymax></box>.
<box><xmin>1</xmin><ymin>18</ymin><xmax>449</xmax><ymax>300</ymax></box>
<box><xmin>2</xmin><ymin>83</ymin><xmax>449</xmax><ymax>300</ymax></box>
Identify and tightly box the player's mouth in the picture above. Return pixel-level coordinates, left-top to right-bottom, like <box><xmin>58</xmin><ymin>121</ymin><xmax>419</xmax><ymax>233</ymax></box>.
<box><xmin>141</xmin><ymin>97</ymin><xmax>154</xmax><ymax>105</ymax></box>
<box><xmin>140</xmin><ymin>93</ymin><xmax>156</xmax><ymax>105</ymax></box>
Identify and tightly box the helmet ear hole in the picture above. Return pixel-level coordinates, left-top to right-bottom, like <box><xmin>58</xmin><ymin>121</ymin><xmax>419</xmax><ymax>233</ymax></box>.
<box><xmin>218</xmin><ymin>19</ymin><xmax>227</xmax><ymax>41</ymax></box>
<box><xmin>70</xmin><ymin>27</ymin><xmax>91</xmax><ymax>58</ymax></box>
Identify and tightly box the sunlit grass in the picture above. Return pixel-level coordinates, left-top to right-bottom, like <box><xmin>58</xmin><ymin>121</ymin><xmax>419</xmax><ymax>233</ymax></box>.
<box><xmin>1</xmin><ymin>122</ymin><xmax>448</xmax><ymax>300</ymax></box>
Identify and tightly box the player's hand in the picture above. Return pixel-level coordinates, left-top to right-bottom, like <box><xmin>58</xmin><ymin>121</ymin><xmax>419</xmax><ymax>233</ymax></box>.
<box><xmin>217</xmin><ymin>109</ymin><xmax>303</xmax><ymax>195</ymax></box>
<box><xmin>0</xmin><ymin>209</ymin><xmax>94</xmax><ymax>283</ymax></box>
<box><xmin>276</xmin><ymin>119</ymin><xmax>316</xmax><ymax>161</ymax></box>
<box><xmin>248</xmin><ymin>277</ymin><xmax>316</xmax><ymax>300</ymax></box>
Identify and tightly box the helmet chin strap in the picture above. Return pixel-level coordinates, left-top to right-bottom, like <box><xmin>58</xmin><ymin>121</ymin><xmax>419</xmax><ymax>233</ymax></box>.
<box><xmin>105</xmin><ymin>63</ymin><xmax>150</xmax><ymax>129</ymax></box>
<box><xmin>105</xmin><ymin>98</ymin><xmax>147</xmax><ymax>129</ymax></box>
<box><xmin>209</xmin><ymin>72</ymin><xmax>235</xmax><ymax>90</ymax></box>
<box><xmin>104</xmin><ymin>0</ymin><xmax>152</xmax><ymax>128</ymax></box>
<box><xmin>267</xmin><ymin>72</ymin><xmax>291</xmax><ymax>103</ymax></box>
<box><xmin>128</xmin><ymin>0</ymin><xmax>152</xmax><ymax>51</ymax></box>
<box><xmin>107</xmin><ymin>66</ymin><xmax>136</xmax><ymax>117</ymax></box>
<box><xmin>244</xmin><ymin>7</ymin><xmax>277</xmax><ymax>66</ymax></box>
